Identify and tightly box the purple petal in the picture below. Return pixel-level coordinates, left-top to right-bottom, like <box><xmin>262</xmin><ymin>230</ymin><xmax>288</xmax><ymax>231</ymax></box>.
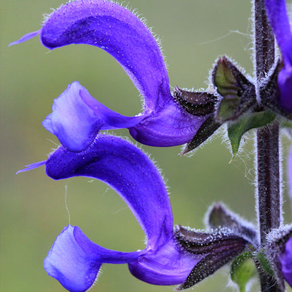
<box><xmin>129</xmin><ymin>100</ymin><xmax>206</xmax><ymax>146</ymax></box>
<box><xmin>45</xmin><ymin>134</ymin><xmax>173</xmax><ymax>248</ymax></box>
<box><xmin>14</xmin><ymin>1</ymin><xmax>209</xmax><ymax>148</ymax></box>
<box><xmin>42</xmin><ymin>81</ymin><xmax>143</xmax><ymax>152</ymax></box>
<box><xmin>279</xmin><ymin>237</ymin><xmax>292</xmax><ymax>287</ymax></box>
<box><xmin>44</xmin><ymin>81</ymin><xmax>207</xmax><ymax>150</ymax></box>
<box><xmin>42</xmin><ymin>82</ymin><xmax>102</xmax><ymax>152</ymax></box>
<box><xmin>265</xmin><ymin>0</ymin><xmax>292</xmax><ymax>112</ymax></box>
<box><xmin>44</xmin><ymin>136</ymin><xmax>202</xmax><ymax>288</ymax></box>
<box><xmin>129</xmin><ymin>236</ymin><xmax>202</xmax><ymax>285</ymax></box>
<box><xmin>40</xmin><ymin>0</ymin><xmax>171</xmax><ymax>111</ymax></box>
<box><xmin>265</xmin><ymin>0</ymin><xmax>292</xmax><ymax>59</ymax></box>
<box><xmin>44</xmin><ymin>225</ymin><xmax>141</xmax><ymax>292</ymax></box>
<box><xmin>278</xmin><ymin>40</ymin><xmax>292</xmax><ymax>112</ymax></box>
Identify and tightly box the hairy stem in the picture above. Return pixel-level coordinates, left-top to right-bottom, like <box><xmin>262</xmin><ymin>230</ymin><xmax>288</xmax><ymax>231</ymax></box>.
<box><xmin>257</xmin><ymin>123</ymin><xmax>281</xmax><ymax>242</ymax></box>
<box><xmin>254</xmin><ymin>0</ymin><xmax>275</xmax><ymax>82</ymax></box>
<box><xmin>254</xmin><ymin>0</ymin><xmax>283</xmax><ymax>291</ymax></box>
<box><xmin>256</xmin><ymin>123</ymin><xmax>283</xmax><ymax>292</ymax></box>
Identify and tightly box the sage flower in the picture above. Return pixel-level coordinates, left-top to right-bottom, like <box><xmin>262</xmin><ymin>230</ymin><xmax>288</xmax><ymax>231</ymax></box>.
<box><xmin>11</xmin><ymin>0</ymin><xmax>209</xmax><ymax>149</ymax></box>
<box><xmin>22</xmin><ymin>134</ymin><xmax>202</xmax><ymax>291</ymax></box>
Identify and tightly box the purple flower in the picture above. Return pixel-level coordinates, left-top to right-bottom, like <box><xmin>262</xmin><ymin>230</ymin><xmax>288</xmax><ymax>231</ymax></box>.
<box><xmin>21</xmin><ymin>134</ymin><xmax>202</xmax><ymax>292</ymax></box>
<box><xmin>11</xmin><ymin>0</ymin><xmax>208</xmax><ymax>149</ymax></box>
<box><xmin>279</xmin><ymin>237</ymin><xmax>292</xmax><ymax>287</ymax></box>
<box><xmin>289</xmin><ymin>147</ymin><xmax>292</xmax><ymax>205</ymax></box>
<box><xmin>265</xmin><ymin>0</ymin><xmax>292</xmax><ymax>112</ymax></box>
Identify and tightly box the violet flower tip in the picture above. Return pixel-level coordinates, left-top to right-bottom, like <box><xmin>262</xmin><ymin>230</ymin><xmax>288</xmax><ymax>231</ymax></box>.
<box><xmin>9</xmin><ymin>30</ymin><xmax>41</xmax><ymax>47</ymax></box>
<box><xmin>16</xmin><ymin>161</ymin><xmax>46</xmax><ymax>174</ymax></box>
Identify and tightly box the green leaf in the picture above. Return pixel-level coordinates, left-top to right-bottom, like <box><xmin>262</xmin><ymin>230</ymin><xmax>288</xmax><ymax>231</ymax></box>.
<box><xmin>230</xmin><ymin>252</ymin><xmax>256</xmax><ymax>292</ymax></box>
<box><xmin>217</xmin><ymin>97</ymin><xmax>241</xmax><ymax>122</ymax></box>
<box><xmin>212</xmin><ymin>56</ymin><xmax>257</xmax><ymax>123</ymax></box>
<box><xmin>214</xmin><ymin>57</ymin><xmax>238</xmax><ymax>98</ymax></box>
<box><xmin>213</xmin><ymin>57</ymin><xmax>241</xmax><ymax>122</ymax></box>
<box><xmin>256</xmin><ymin>251</ymin><xmax>275</xmax><ymax>277</ymax></box>
<box><xmin>228</xmin><ymin>111</ymin><xmax>276</xmax><ymax>156</ymax></box>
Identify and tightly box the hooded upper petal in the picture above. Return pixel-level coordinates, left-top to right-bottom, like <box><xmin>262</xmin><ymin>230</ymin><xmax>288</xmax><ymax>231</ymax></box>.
<box><xmin>17</xmin><ymin>0</ymin><xmax>170</xmax><ymax>112</ymax></box>
<box><xmin>46</xmin><ymin>134</ymin><xmax>173</xmax><ymax>248</ymax></box>
<box><xmin>11</xmin><ymin>0</ymin><xmax>209</xmax><ymax>148</ymax></box>
<box><xmin>42</xmin><ymin>134</ymin><xmax>201</xmax><ymax>290</ymax></box>
<box><xmin>265</xmin><ymin>0</ymin><xmax>292</xmax><ymax>111</ymax></box>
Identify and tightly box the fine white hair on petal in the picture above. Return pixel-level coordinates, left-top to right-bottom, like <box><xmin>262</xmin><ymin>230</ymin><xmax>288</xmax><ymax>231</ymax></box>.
<box><xmin>118</xmin><ymin>1</ymin><xmax>168</xmax><ymax>69</ymax></box>
<box><xmin>85</xmin><ymin>267</ymin><xmax>103</xmax><ymax>292</ymax></box>
<box><xmin>41</xmin><ymin>0</ymin><xmax>168</xmax><ymax>69</ymax></box>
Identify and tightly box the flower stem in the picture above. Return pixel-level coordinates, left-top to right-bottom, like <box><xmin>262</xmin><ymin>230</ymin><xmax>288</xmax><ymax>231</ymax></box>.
<box><xmin>257</xmin><ymin>123</ymin><xmax>281</xmax><ymax>242</ymax></box>
<box><xmin>256</xmin><ymin>123</ymin><xmax>283</xmax><ymax>292</ymax></box>
<box><xmin>254</xmin><ymin>0</ymin><xmax>274</xmax><ymax>81</ymax></box>
<box><xmin>254</xmin><ymin>0</ymin><xmax>283</xmax><ymax>291</ymax></box>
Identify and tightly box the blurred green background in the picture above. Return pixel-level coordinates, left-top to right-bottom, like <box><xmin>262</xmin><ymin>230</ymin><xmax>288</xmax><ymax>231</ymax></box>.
<box><xmin>1</xmin><ymin>0</ymin><xmax>291</xmax><ymax>291</ymax></box>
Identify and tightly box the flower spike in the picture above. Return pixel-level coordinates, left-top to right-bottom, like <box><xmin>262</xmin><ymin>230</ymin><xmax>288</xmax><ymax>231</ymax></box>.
<box><xmin>11</xmin><ymin>0</ymin><xmax>208</xmax><ymax>150</ymax></box>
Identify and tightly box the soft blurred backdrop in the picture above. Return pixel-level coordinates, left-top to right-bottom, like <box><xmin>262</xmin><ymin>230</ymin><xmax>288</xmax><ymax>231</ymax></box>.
<box><xmin>1</xmin><ymin>0</ymin><xmax>291</xmax><ymax>291</ymax></box>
